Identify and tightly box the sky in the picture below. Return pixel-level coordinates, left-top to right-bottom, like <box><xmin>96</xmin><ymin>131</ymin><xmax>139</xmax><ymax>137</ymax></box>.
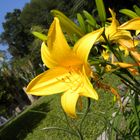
<box><xmin>0</xmin><ymin>0</ymin><xmax>30</xmax><ymax>53</ymax></box>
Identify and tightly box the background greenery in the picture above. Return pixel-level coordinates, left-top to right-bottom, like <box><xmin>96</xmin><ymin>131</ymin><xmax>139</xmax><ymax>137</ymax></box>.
<box><xmin>0</xmin><ymin>0</ymin><xmax>139</xmax><ymax>139</ymax></box>
<box><xmin>0</xmin><ymin>0</ymin><xmax>139</xmax><ymax>117</ymax></box>
<box><xmin>0</xmin><ymin>75</ymin><xmax>118</xmax><ymax>140</ymax></box>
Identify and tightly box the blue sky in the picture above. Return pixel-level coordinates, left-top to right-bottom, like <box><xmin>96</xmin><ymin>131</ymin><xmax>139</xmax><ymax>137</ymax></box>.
<box><xmin>0</xmin><ymin>0</ymin><xmax>30</xmax><ymax>52</ymax></box>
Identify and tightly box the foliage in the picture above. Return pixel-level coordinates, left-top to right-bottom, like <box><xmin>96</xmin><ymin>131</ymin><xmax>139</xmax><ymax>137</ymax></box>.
<box><xmin>0</xmin><ymin>96</ymin><xmax>51</xmax><ymax>140</ymax></box>
<box><xmin>0</xmin><ymin>9</ymin><xmax>31</xmax><ymax>57</ymax></box>
<box><xmin>0</xmin><ymin>87</ymin><xmax>115</xmax><ymax>140</ymax></box>
<box><xmin>0</xmin><ymin>0</ymin><xmax>83</xmax><ymax>59</ymax></box>
<box><xmin>26</xmin><ymin>0</ymin><xmax>140</xmax><ymax>139</ymax></box>
<box><xmin>0</xmin><ymin>62</ymin><xmax>31</xmax><ymax>117</ymax></box>
<box><xmin>0</xmin><ymin>0</ymin><xmax>140</xmax><ymax>139</ymax></box>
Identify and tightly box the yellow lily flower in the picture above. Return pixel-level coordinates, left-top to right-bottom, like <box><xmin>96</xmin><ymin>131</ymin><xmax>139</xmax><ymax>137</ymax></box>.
<box><xmin>128</xmin><ymin>68</ymin><xmax>139</xmax><ymax>75</ymax></box>
<box><xmin>26</xmin><ymin>17</ymin><xmax>104</xmax><ymax>117</ymax></box>
<box><xmin>118</xmin><ymin>17</ymin><xmax>140</xmax><ymax>30</ymax></box>
<box><xmin>118</xmin><ymin>39</ymin><xmax>140</xmax><ymax>62</ymax></box>
<box><xmin>113</xmin><ymin>62</ymin><xmax>139</xmax><ymax>75</ymax></box>
<box><xmin>119</xmin><ymin>45</ymin><xmax>129</xmax><ymax>56</ymax></box>
<box><xmin>114</xmin><ymin>62</ymin><xmax>134</xmax><ymax>68</ymax></box>
<box><xmin>130</xmin><ymin>51</ymin><xmax>140</xmax><ymax>62</ymax></box>
<box><xmin>103</xmin><ymin>8</ymin><xmax>132</xmax><ymax>42</ymax></box>
<box><xmin>99</xmin><ymin>8</ymin><xmax>140</xmax><ymax>66</ymax></box>
<box><xmin>102</xmin><ymin>50</ymin><xmax>110</xmax><ymax>60</ymax></box>
<box><xmin>101</xmin><ymin>9</ymin><xmax>140</xmax><ymax>50</ymax></box>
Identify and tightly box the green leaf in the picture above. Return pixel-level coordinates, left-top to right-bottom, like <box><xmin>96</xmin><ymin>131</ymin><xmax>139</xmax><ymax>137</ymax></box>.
<box><xmin>51</xmin><ymin>10</ymin><xmax>84</xmax><ymax>38</ymax></box>
<box><xmin>83</xmin><ymin>10</ymin><xmax>97</xmax><ymax>27</ymax></box>
<box><xmin>77</xmin><ymin>13</ymin><xmax>86</xmax><ymax>33</ymax></box>
<box><xmin>42</xmin><ymin>126</ymin><xmax>77</xmax><ymax>136</ymax></box>
<box><xmin>86</xmin><ymin>20</ymin><xmax>95</xmax><ymax>27</ymax></box>
<box><xmin>32</xmin><ymin>31</ymin><xmax>47</xmax><ymax>41</ymax></box>
<box><xmin>87</xmin><ymin>24</ymin><xmax>93</xmax><ymax>32</ymax></box>
<box><xmin>133</xmin><ymin>5</ymin><xmax>140</xmax><ymax>16</ymax></box>
<box><xmin>119</xmin><ymin>9</ymin><xmax>139</xmax><ymax>18</ymax></box>
<box><xmin>95</xmin><ymin>0</ymin><xmax>106</xmax><ymax>23</ymax></box>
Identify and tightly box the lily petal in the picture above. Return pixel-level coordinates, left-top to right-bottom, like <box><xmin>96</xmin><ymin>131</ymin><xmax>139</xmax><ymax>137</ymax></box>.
<box><xmin>128</xmin><ymin>68</ymin><xmax>139</xmax><ymax>75</ymax></box>
<box><xmin>41</xmin><ymin>42</ymin><xmax>58</xmax><ymax>68</ymax></box>
<box><xmin>26</xmin><ymin>67</ymin><xmax>70</xmax><ymax>95</ymax></box>
<box><xmin>119</xmin><ymin>45</ymin><xmax>129</xmax><ymax>56</ymax></box>
<box><xmin>61</xmin><ymin>90</ymin><xmax>79</xmax><ymax>118</ymax></box>
<box><xmin>47</xmin><ymin>17</ymin><xmax>71</xmax><ymax>63</ymax></box>
<box><xmin>80</xmin><ymin>67</ymin><xmax>98</xmax><ymax>100</ymax></box>
<box><xmin>114</xmin><ymin>62</ymin><xmax>134</xmax><ymax>68</ymax></box>
<box><xmin>111</xmin><ymin>30</ymin><xmax>132</xmax><ymax>41</ymax></box>
<box><xmin>74</xmin><ymin>28</ymin><xmax>104</xmax><ymax>63</ymax></box>
<box><xmin>118</xmin><ymin>39</ymin><xmax>135</xmax><ymax>48</ymax></box>
<box><xmin>118</xmin><ymin>17</ymin><xmax>140</xmax><ymax>30</ymax></box>
<box><xmin>106</xmin><ymin>8</ymin><xmax>119</xmax><ymax>38</ymax></box>
<box><xmin>130</xmin><ymin>51</ymin><xmax>140</xmax><ymax>61</ymax></box>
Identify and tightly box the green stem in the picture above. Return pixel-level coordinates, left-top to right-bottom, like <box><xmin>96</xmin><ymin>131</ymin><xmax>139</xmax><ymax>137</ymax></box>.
<box><xmin>79</xmin><ymin>98</ymin><xmax>91</xmax><ymax>131</ymax></box>
<box><xmin>29</xmin><ymin>110</ymin><xmax>48</xmax><ymax>115</ymax></box>
<box><xmin>121</xmin><ymin>69</ymin><xmax>140</xmax><ymax>86</ymax></box>
<box><xmin>42</xmin><ymin>126</ymin><xmax>78</xmax><ymax>137</ymax></box>
<box><xmin>102</xmin><ymin>32</ymin><xmax>122</xmax><ymax>62</ymax></box>
<box><xmin>104</xmin><ymin>113</ymin><xmax>124</xmax><ymax>138</ymax></box>
<box><xmin>129</xmin><ymin>94</ymin><xmax>140</xmax><ymax>133</ymax></box>
<box><xmin>62</xmin><ymin>102</ymin><xmax>86</xmax><ymax>140</ymax></box>
<box><xmin>63</xmin><ymin>109</ymin><xmax>72</xmax><ymax>128</ymax></box>
<box><xmin>120</xmin><ymin>79</ymin><xmax>140</xmax><ymax>95</ymax></box>
<box><xmin>89</xmin><ymin>59</ymin><xmax>106</xmax><ymax>65</ymax></box>
<box><xmin>76</xmin><ymin>129</ymin><xmax>84</xmax><ymax>140</ymax></box>
<box><xmin>115</xmin><ymin>73</ymin><xmax>140</xmax><ymax>94</ymax></box>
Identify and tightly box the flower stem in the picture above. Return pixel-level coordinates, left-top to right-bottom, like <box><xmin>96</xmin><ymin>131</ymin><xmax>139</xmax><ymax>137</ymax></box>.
<box><xmin>76</xmin><ymin>129</ymin><xmax>84</xmax><ymax>140</ymax></box>
<box><xmin>121</xmin><ymin>69</ymin><xmax>140</xmax><ymax>86</ymax></box>
<box><xmin>115</xmin><ymin>73</ymin><xmax>140</xmax><ymax>94</ymax></box>
<box><xmin>79</xmin><ymin>98</ymin><xmax>91</xmax><ymax>131</ymax></box>
<box><xmin>129</xmin><ymin>94</ymin><xmax>140</xmax><ymax>131</ymax></box>
<box><xmin>102</xmin><ymin>32</ymin><xmax>122</xmax><ymax>62</ymax></box>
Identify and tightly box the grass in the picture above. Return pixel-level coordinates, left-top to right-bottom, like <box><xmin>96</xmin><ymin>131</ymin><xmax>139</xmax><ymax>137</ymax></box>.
<box><xmin>0</xmin><ymin>96</ymin><xmax>52</xmax><ymax>140</ymax></box>
<box><xmin>0</xmin><ymin>73</ymin><xmax>121</xmax><ymax>140</ymax></box>
<box><xmin>25</xmin><ymin>94</ymin><xmax>114</xmax><ymax>140</ymax></box>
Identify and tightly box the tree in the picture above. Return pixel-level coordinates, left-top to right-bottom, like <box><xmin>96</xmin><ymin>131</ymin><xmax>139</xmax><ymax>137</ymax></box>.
<box><xmin>20</xmin><ymin>0</ymin><xmax>77</xmax><ymax>29</ymax></box>
<box><xmin>0</xmin><ymin>9</ymin><xmax>33</xmax><ymax>58</ymax></box>
<box><xmin>0</xmin><ymin>61</ymin><xmax>34</xmax><ymax>117</ymax></box>
<box><xmin>0</xmin><ymin>0</ymin><xmax>77</xmax><ymax>59</ymax></box>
